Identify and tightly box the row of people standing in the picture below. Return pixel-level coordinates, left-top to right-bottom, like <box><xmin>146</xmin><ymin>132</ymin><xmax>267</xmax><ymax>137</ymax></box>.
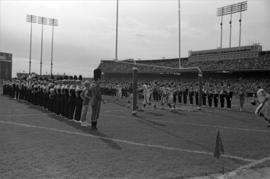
<box><xmin>160</xmin><ymin>85</ymin><xmax>233</xmax><ymax>109</ymax></box>
<box><xmin>2</xmin><ymin>71</ymin><xmax>102</xmax><ymax>129</ymax></box>
<box><xmin>2</xmin><ymin>79</ymin><xmax>84</xmax><ymax>121</ymax></box>
<box><xmin>109</xmin><ymin>82</ymin><xmax>234</xmax><ymax>109</ymax></box>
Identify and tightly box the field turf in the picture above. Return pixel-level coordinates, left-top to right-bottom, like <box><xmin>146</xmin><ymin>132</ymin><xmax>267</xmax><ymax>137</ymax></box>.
<box><xmin>0</xmin><ymin>94</ymin><xmax>270</xmax><ymax>179</ymax></box>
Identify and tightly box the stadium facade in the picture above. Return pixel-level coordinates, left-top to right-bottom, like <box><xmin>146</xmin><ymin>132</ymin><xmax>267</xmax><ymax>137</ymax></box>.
<box><xmin>0</xmin><ymin>52</ymin><xmax>12</xmax><ymax>83</ymax></box>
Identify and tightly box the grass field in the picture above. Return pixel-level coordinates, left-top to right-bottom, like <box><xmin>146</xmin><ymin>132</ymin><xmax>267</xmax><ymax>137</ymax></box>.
<box><xmin>1</xmin><ymin>93</ymin><xmax>270</xmax><ymax>179</ymax></box>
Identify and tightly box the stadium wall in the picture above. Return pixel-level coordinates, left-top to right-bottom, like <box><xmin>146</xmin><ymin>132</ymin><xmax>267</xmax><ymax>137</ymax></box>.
<box><xmin>0</xmin><ymin>52</ymin><xmax>12</xmax><ymax>84</ymax></box>
<box><xmin>188</xmin><ymin>44</ymin><xmax>262</xmax><ymax>62</ymax></box>
<box><xmin>101</xmin><ymin>70</ymin><xmax>270</xmax><ymax>82</ymax></box>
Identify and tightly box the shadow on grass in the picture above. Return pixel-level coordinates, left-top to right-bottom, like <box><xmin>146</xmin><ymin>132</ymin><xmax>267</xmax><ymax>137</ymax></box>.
<box><xmin>47</xmin><ymin>113</ymin><xmax>122</xmax><ymax>151</ymax></box>
<box><xmin>145</xmin><ymin>111</ymin><xmax>165</xmax><ymax>117</ymax></box>
<box><xmin>26</xmin><ymin>103</ymin><xmax>53</xmax><ymax>114</ymax></box>
<box><xmin>7</xmin><ymin>97</ymin><xmax>122</xmax><ymax>150</ymax></box>
<box><xmin>132</xmin><ymin>114</ymin><xmax>212</xmax><ymax>152</ymax></box>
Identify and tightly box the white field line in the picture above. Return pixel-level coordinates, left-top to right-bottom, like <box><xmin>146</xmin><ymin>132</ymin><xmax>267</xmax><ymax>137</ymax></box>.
<box><xmin>0</xmin><ymin>113</ymin><xmax>54</xmax><ymax>117</ymax></box>
<box><xmin>101</xmin><ymin>113</ymin><xmax>270</xmax><ymax>134</ymax></box>
<box><xmin>104</xmin><ymin>109</ymin><xmax>127</xmax><ymax>113</ymax></box>
<box><xmin>1</xmin><ymin>111</ymin><xmax>269</xmax><ymax>134</ymax></box>
<box><xmin>218</xmin><ymin>156</ymin><xmax>270</xmax><ymax>179</ymax></box>
<box><xmin>0</xmin><ymin>120</ymin><xmax>255</xmax><ymax>163</ymax></box>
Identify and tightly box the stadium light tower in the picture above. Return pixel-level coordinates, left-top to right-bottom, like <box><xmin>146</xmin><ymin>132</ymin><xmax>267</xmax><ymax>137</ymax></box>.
<box><xmin>238</xmin><ymin>1</ymin><xmax>247</xmax><ymax>47</ymax></box>
<box><xmin>178</xmin><ymin>0</ymin><xmax>182</xmax><ymax>69</ymax></box>
<box><xmin>26</xmin><ymin>14</ymin><xmax>37</xmax><ymax>74</ymax></box>
<box><xmin>49</xmin><ymin>18</ymin><xmax>58</xmax><ymax>76</ymax></box>
<box><xmin>114</xmin><ymin>0</ymin><xmax>119</xmax><ymax>61</ymax></box>
<box><xmin>115</xmin><ymin>0</ymin><xmax>119</xmax><ymax>61</ymax></box>
<box><xmin>38</xmin><ymin>16</ymin><xmax>47</xmax><ymax>76</ymax></box>
<box><xmin>217</xmin><ymin>1</ymin><xmax>247</xmax><ymax>48</ymax></box>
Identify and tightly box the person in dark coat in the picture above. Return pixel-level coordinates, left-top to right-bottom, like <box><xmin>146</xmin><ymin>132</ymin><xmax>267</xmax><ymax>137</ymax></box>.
<box><xmin>189</xmin><ymin>87</ymin><xmax>194</xmax><ymax>105</ymax></box>
<box><xmin>74</xmin><ymin>80</ymin><xmax>83</xmax><ymax>122</ymax></box>
<box><xmin>220</xmin><ymin>88</ymin><xmax>225</xmax><ymax>108</ymax></box>
<box><xmin>55</xmin><ymin>83</ymin><xmax>62</xmax><ymax>115</ymax></box>
<box><xmin>202</xmin><ymin>88</ymin><xmax>207</xmax><ymax>106</ymax></box>
<box><xmin>213</xmin><ymin>87</ymin><xmax>219</xmax><ymax>108</ymax></box>
<box><xmin>183</xmin><ymin>87</ymin><xmax>188</xmax><ymax>104</ymax></box>
<box><xmin>177</xmin><ymin>85</ymin><xmax>182</xmax><ymax>104</ymax></box>
<box><xmin>90</xmin><ymin>68</ymin><xmax>102</xmax><ymax>129</ymax></box>
<box><xmin>68</xmin><ymin>83</ymin><xmax>76</xmax><ymax>120</ymax></box>
<box><xmin>225</xmin><ymin>87</ymin><xmax>233</xmax><ymax>109</ymax></box>
<box><xmin>207</xmin><ymin>88</ymin><xmax>213</xmax><ymax>107</ymax></box>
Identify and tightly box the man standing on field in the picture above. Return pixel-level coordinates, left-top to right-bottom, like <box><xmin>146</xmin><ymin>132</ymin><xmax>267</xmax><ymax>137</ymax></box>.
<box><xmin>80</xmin><ymin>81</ymin><xmax>91</xmax><ymax>126</ymax></box>
<box><xmin>90</xmin><ymin>68</ymin><xmax>102</xmax><ymax>130</ymax></box>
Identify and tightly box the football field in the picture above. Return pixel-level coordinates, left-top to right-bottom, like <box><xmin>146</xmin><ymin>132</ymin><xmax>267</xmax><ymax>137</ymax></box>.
<box><xmin>1</xmin><ymin>94</ymin><xmax>270</xmax><ymax>179</ymax></box>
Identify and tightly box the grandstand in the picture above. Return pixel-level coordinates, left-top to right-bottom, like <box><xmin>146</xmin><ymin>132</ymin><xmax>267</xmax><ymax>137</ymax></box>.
<box><xmin>98</xmin><ymin>45</ymin><xmax>270</xmax><ymax>79</ymax></box>
<box><xmin>188</xmin><ymin>44</ymin><xmax>262</xmax><ymax>62</ymax></box>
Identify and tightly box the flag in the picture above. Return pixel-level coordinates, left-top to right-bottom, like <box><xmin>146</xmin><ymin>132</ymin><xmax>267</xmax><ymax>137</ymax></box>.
<box><xmin>214</xmin><ymin>130</ymin><xmax>224</xmax><ymax>159</ymax></box>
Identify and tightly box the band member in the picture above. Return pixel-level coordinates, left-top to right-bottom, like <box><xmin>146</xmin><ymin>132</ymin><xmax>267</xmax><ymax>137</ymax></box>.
<box><xmin>74</xmin><ymin>80</ymin><xmax>83</xmax><ymax>122</ymax></box>
<box><xmin>213</xmin><ymin>86</ymin><xmax>219</xmax><ymax>108</ymax></box>
<box><xmin>90</xmin><ymin>68</ymin><xmax>102</xmax><ymax>129</ymax></box>
<box><xmin>152</xmin><ymin>81</ymin><xmax>159</xmax><ymax>109</ymax></box>
<box><xmin>177</xmin><ymin>85</ymin><xmax>182</xmax><ymax>103</ymax></box>
<box><xmin>55</xmin><ymin>83</ymin><xmax>62</xmax><ymax>115</ymax></box>
<box><xmin>183</xmin><ymin>87</ymin><xmax>188</xmax><ymax>104</ymax></box>
<box><xmin>167</xmin><ymin>84</ymin><xmax>176</xmax><ymax>109</ymax></box>
<box><xmin>255</xmin><ymin>88</ymin><xmax>270</xmax><ymax>127</ymax></box>
<box><xmin>116</xmin><ymin>83</ymin><xmax>122</xmax><ymax>100</ymax></box>
<box><xmin>60</xmin><ymin>82</ymin><xmax>66</xmax><ymax>116</ymax></box>
<box><xmin>160</xmin><ymin>85</ymin><xmax>167</xmax><ymax>106</ymax></box>
<box><xmin>189</xmin><ymin>87</ymin><xmax>194</xmax><ymax>105</ymax></box>
<box><xmin>207</xmin><ymin>88</ymin><xmax>213</xmax><ymax>107</ymax></box>
<box><xmin>173</xmin><ymin>86</ymin><xmax>177</xmax><ymax>105</ymax></box>
<box><xmin>68</xmin><ymin>83</ymin><xmax>76</xmax><ymax>120</ymax></box>
<box><xmin>80</xmin><ymin>81</ymin><xmax>91</xmax><ymax>126</ymax></box>
<box><xmin>220</xmin><ymin>87</ymin><xmax>225</xmax><ymax>108</ymax></box>
<box><xmin>226</xmin><ymin>87</ymin><xmax>233</xmax><ymax>109</ymax></box>
<box><xmin>239</xmin><ymin>86</ymin><xmax>245</xmax><ymax>112</ymax></box>
<box><xmin>202</xmin><ymin>88</ymin><xmax>207</xmax><ymax>106</ymax></box>
<box><xmin>142</xmin><ymin>83</ymin><xmax>151</xmax><ymax>108</ymax></box>
<box><xmin>64</xmin><ymin>82</ymin><xmax>70</xmax><ymax>118</ymax></box>
<box><xmin>48</xmin><ymin>83</ymin><xmax>56</xmax><ymax>113</ymax></box>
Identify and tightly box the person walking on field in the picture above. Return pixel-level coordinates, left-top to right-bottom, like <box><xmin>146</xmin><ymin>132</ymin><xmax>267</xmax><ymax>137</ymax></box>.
<box><xmin>239</xmin><ymin>86</ymin><xmax>245</xmax><ymax>112</ymax></box>
<box><xmin>80</xmin><ymin>81</ymin><xmax>92</xmax><ymax>126</ymax></box>
<box><xmin>255</xmin><ymin>88</ymin><xmax>270</xmax><ymax>127</ymax></box>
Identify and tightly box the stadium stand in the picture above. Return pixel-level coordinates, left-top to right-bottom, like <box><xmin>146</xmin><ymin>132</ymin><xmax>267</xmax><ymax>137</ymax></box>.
<box><xmin>98</xmin><ymin>45</ymin><xmax>270</xmax><ymax>99</ymax></box>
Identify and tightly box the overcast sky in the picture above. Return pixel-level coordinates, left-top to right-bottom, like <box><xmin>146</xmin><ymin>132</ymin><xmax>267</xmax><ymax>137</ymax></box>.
<box><xmin>0</xmin><ymin>0</ymin><xmax>269</xmax><ymax>77</ymax></box>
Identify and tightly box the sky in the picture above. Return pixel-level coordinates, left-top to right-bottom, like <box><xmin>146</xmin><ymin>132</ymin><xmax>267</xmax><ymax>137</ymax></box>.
<box><xmin>0</xmin><ymin>0</ymin><xmax>269</xmax><ymax>77</ymax></box>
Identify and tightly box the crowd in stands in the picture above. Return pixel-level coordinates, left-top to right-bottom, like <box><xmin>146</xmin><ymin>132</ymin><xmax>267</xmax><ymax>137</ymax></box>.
<box><xmin>185</xmin><ymin>56</ymin><xmax>270</xmax><ymax>71</ymax></box>
<box><xmin>99</xmin><ymin>53</ymin><xmax>270</xmax><ymax>73</ymax></box>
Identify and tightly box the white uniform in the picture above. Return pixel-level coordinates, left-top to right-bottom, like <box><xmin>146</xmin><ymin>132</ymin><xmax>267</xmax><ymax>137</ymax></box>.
<box><xmin>255</xmin><ymin>89</ymin><xmax>270</xmax><ymax>126</ymax></box>
<box><xmin>167</xmin><ymin>87</ymin><xmax>174</xmax><ymax>105</ymax></box>
<box><xmin>161</xmin><ymin>86</ymin><xmax>167</xmax><ymax>105</ymax></box>
<box><xmin>143</xmin><ymin>84</ymin><xmax>151</xmax><ymax>106</ymax></box>
<box><xmin>116</xmin><ymin>85</ymin><xmax>122</xmax><ymax>99</ymax></box>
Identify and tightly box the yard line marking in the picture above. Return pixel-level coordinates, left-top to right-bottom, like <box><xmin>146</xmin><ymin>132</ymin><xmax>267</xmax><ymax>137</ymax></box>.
<box><xmin>0</xmin><ymin>113</ymin><xmax>54</xmax><ymax>117</ymax></box>
<box><xmin>0</xmin><ymin>120</ymin><xmax>255</xmax><ymax>162</ymax></box>
<box><xmin>104</xmin><ymin>109</ymin><xmax>127</xmax><ymax>113</ymax></box>
<box><xmin>101</xmin><ymin>114</ymin><xmax>270</xmax><ymax>134</ymax></box>
<box><xmin>218</xmin><ymin>156</ymin><xmax>270</xmax><ymax>179</ymax></box>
